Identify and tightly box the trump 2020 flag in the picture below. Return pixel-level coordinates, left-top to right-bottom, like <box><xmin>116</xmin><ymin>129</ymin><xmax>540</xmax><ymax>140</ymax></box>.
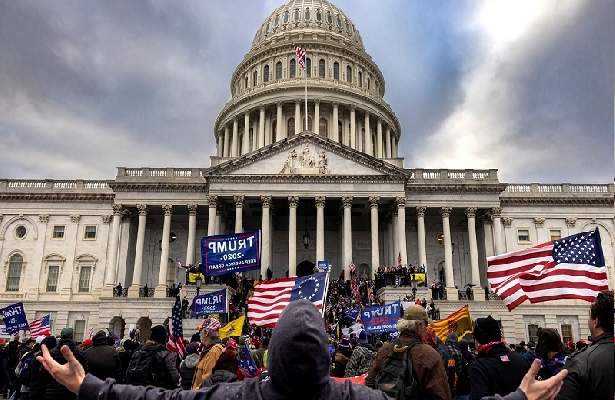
<box><xmin>248</xmin><ymin>272</ymin><xmax>327</xmax><ymax>327</ymax></box>
<box><xmin>1</xmin><ymin>302</ymin><xmax>29</xmax><ymax>334</ymax></box>
<box><xmin>487</xmin><ymin>229</ymin><xmax>608</xmax><ymax>310</ymax></box>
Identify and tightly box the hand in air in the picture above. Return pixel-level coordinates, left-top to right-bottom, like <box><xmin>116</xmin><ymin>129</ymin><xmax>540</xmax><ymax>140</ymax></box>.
<box><xmin>36</xmin><ymin>344</ymin><xmax>86</xmax><ymax>394</ymax></box>
<box><xmin>519</xmin><ymin>359</ymin><xmax>568</xmax><ymax>400</ymax></box>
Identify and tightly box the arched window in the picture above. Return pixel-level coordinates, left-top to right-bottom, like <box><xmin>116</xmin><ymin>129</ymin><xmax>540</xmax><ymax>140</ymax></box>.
<box><xmin>244</xmin><ymin>76</ymin><xmax>248</xmax><ymax>89</ymax></box>
<box><xmin>333</xmin><ymin>62</ymin><xmax>339</xmax><ymax>80</ymax></box>
<box><xmin>336</xmin><ymin>15</ymin><xmax>342</xmax><ymax>28</ymax></box>
<box><xmin>283</xmin><ymin>11</ymin><xmax>289</xmax><ymax>23</ymax></box>
<box><xmin>319</xmin><ymin>118</ymin><xmax>328</xmax><ymax>136</ymax></box>
<box><xmin>367</xmin><ymin>77</ymin><xmax>371</xmax><ymax>90</ymax></box>
<box><xmin>287</xmin><ymin>117</ymin><xmax>295</xmax><ymax>136</ymax></box>
<box><xmin>289</xmin><ymin>58</ymin><xmax>296</xmax><ymax>78</ymax></box>
<box><xmin>316</xmin><ymin>9</ymin><xmax>322</xmax><ymax>21</ymax></box>
<box><xmin>326</xmin><ymin>11</ymin><xmax>332</xmax><ymax>24</ymax></box>
<box><xmin>6</xmin><ymin>254</ymin><xmax>23</xmax><ymax>291</ymax></box>
<box><xmin>358</xmin><ymin>71</ymin><xmax>363</xmax><ymax>87</ymax></box>
<box><xmin>306</xmin><ymin>58</ymin><xmax>312</xmax><ymax>77</ymax></box>
<box><xmin>272</xmin><ymin>121</ymin><xmax>277</xmax><ymax>142</ymax></box>
<box><xmin>305</xmin><ymin>7</ymin><xmax>310</xmax><ymax>20</ymax></box>
<box><xmin>346</xmin><ymin>65</ymin><xmax>352</xmax><ymax>83</ymax></box>
<box><xmin>318</xmin><ymin>59</ymin><xmax>325</xmax><ymax>78</ymax></box>
<box><xmin>263</xmin><ymin>65</ymin><xmax>270</xmax><ymax>82</ymax></box>
<box><xmin>294</xmin><ymin>9</ymin><xmax>299</xmax><ymax>21</ymax></box>
<box><xmin>274</xmin><ymin>14</ymin><xmax>280</xmax><ymax>26</ymax></box>
<box><xmin>275</xmin><ymin>61</ymin><xmax>282</xmax><ymax>80</ymax></box>
<box><xmin>253</xmin><ymin>70</ymin><xmax>258</xmax><ymax>86</ymax></box>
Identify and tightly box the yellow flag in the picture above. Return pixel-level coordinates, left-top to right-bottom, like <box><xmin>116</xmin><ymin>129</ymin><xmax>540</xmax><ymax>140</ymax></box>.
<box><xmin>431</xmin><ymin>305</ymin><xmax>472</xmax><ymax>342</ymax></box>
<box><xmin>219</xmin><ymin>316</ymin><xmax>245</xmax><ymax>339</ymax></box>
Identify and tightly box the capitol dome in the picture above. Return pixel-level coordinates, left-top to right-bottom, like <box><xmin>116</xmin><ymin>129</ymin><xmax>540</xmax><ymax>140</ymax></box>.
<box><xmin>213</xmin><ymin>0</ymin><xmax>401</xmax><ymax>163</ymax></box>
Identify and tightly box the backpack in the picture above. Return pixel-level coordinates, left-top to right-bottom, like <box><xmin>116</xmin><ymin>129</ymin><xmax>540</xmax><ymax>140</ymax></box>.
<box><xmin>125</xmin><ymin>349</ymin><xmax>169</xmax><ymax>387</ymax></box>
<box><xmin>375</xmin><ymin>342</ymin><xmax>422</xmax><ymax>400</ymax></box>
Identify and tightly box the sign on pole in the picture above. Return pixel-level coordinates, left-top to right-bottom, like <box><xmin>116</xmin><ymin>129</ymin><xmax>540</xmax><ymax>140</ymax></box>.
<box><xmin>1</xmin><ymin>302</ymin><xmax>29</xmax><ymax>334</ymax></box>
<box><xmin>191</xmin><ymin>288</ymin><xmax>228</xmax><ymax>316</ymax></box>
<box><xmin>201</xmin><ymin>231</ymin><xmax>261</xmax><ymax>276</ymax></box>
<box><xmin>361</xmin><ymin>301</ymin><xmax>401</xmax><ymax>334</ymax></box>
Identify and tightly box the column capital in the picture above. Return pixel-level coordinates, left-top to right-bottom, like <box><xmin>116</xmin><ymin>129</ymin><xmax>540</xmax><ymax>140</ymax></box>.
<box><xmin>39</xmin><ymin>214</ymin><xmax>49</xmax><ymax>224</ymax></box>
<box><xmin>102</xmin><ymin>215</ymin><xmax>112</xmax><ymax>224</ymax></box>
<box><xmin>502</xmin><ymin>217</ymin><xmax>513</xmax><ymax>227</ymax></box>
<box><xmin>533</xmin><ymin>217</ymin><xmax>545</xmax><ymax>227</ymax></box>
<box><xmin>565</xmin><ymin>217</ymin><xmax>577</xmax><ymax>228</ymax></box>
<box><xmin>288</xmin><ymin>196</ymin><xmax>299</xmax><ymax>207</ymax></box>
<box><xmin>207</xmin><ymin>195</ymin><xmax>218</xmax><ymax>208</ymax></box>
<box><xmin>315</xmin><ymin>196</ymin><xmax>326</xmax><ymax>207</ymax></box>
<box><xmin>162</xmin><ymin>204</ymin><xmax>173</xmax><ymax>216</ymax></box>
<box><xmin>416</xmin><ymin>206</ymin><xmax>426</xmax><ymax>217</ymax></box>
<box><xmin>112</xmin><ymin>204</ymin><xmax>123</xmax><ymax>216</ymax></box>
<box><xmin>368</xmin><ymin>196</ymin><xmax>380</xmax><ymax>208</ymax></box>
<box><xmin>395</xmin><ymin>196</ymin><xmax>406</xmax><ymax>208</ymax></box>
<box><xmin>490</xmin><ymin>207</ymin><xmax>502</xmax><ymax>218</ymax></box>
<box><xmin>342</xmin><ymin>196</ymin><xmax>353</xmax><ymax>208</ymax></box>
<box><xmin>137</xmin><ymin>204</ymin><xmax>148</xmax><ymax>216</ymax></box>
<box><xmin>465</xmin><ymin>207</ymin><xmax>477</xmax><ymax>218</ymax></box>
<box><xmin>70</xmin><ymin>215</ymin><xmax>81</xmax><ymax>224</ymax></box>
<box><xmin>261</xmin><ymin>195</ymin><xmax>272</xmax><ymax>208</ymax></box>
<box><xmin>187</xmin><ymin>204</ymin><xmax>198</xmax><ymax>215</ymax></box>
<box><xmin>234</xmin><ymin>195</ymin><xmax>245</xmax><ymax>208</ymax></box>
<box><xmin>441</xmin><ymin>207</ymin><xmax>452</xmax><ymax>218</ymax></box>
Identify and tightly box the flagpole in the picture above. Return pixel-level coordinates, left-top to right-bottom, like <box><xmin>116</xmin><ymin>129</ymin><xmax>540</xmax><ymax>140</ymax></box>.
<box><xmin>304</xmin><ymin>49</ymin><xmax>308</xmax><ymax>132</ymax></box>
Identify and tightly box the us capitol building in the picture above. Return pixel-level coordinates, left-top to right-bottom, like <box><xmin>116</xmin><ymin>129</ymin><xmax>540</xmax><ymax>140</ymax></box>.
<box><xmin>0</xmin><ymin>0</ymin><xmax>612</xmax><ymax>343</ymax></box>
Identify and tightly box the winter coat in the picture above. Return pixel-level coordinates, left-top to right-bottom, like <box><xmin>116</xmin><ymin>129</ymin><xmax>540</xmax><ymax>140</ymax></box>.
<box><xmin>128</xmin><ymin>341</ymin><xmax>180</xmax><ymax>389</ymax></box>
<box><xmin>469</xmin><ymin>343</ymin><xmax>530</xmax><ymax>400</ymax></box>
<box><xmin>191</xmin><ymin>341</ymin><xmax>224</xmax><ymax>390</ymax></box>
<box><xmin>558</xmin><ymin>333</ymin><xmax>614</xmax><ymax>400</ymax></box>
<box><xmin>84</xmin><ymin>333</ymin><xmax>121</xmax><ymax>381</ymax></box>
<box><xmin>78</xmin><ymin>300</ymin><xmax>389</xmax><ymax>400</ymax></box>
<box><xmin>32</xmin><ymin>339</ymin><xmax>87</xmax><ymax>400</ymax></box>
<box><xmin>201</xmin><ymin>370</ymin><xmax>237</xmax><ymax>388</ymax></box>
<box><xmin>179</xmin><ymin>353</ymin><xmax>199</xmax><ymax>390</ymax></box>
<box><xmin>344</xmin><ymin>344</ymin><xmax>375</xmax><ymax>377</ymax></box>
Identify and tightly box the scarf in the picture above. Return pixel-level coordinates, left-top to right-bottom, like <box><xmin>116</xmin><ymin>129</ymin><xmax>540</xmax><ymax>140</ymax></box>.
<box><xmin>477</xmin><ymin>340</ymin><xmax>506</xmax><ymax>354</ymax></box>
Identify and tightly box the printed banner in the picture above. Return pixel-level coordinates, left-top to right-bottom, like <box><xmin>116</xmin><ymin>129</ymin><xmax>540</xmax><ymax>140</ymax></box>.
<box><xmin>191</xmin><ymin>288</ymin><xmax>227</xmax><ymax>316</ymax></box>
<box><xmin>317</xmin><ymin>260</ymin><xmax>330</xmax><ymax>271</ymax></box>
<box><xmin>362</xmin><ymin>301</ymin><xmax>401</xmax><ymax>334</ymax></box>
<box><xmin>1</xmin><ymin>302</ymin><xmax>29</xmax><ymax>334</ymax></box>
<box><xmin>219</xmin><ymin>316</ymin><xmax>245</xmax><ymax>339</ymax></box>
<box><xmin>201</xmin><ymin>231</ymin><xmax>261</xmax><ymax>276</ymax></box>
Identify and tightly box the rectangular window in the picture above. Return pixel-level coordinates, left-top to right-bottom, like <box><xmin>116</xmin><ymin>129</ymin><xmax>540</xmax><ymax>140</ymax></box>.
<box><xmin>561</xmin><ymin>324</ymin><xmax>573</xmax><ymax>343</ymax></box>
<box><xmin>6</xmin><ymin>261</ymin><xmax>21</xmax><ymax>292</ymax></box>
<box><xmin>46</xmin><ymin>265</ymin><xmax>60</xmax><ymax>292</ymax></box>
<box><xmin>52</xmin><ymin>225</ymin><xmax>65</xmax><ymax>239</ymax></box>
<box><xmin>527</xmin><ymin>324</ymin><xmax>539</xmax><ymax>343</ymax></box>
<box><xmin>84</xmin><ymin>225</ymin><xmax>97</xmax><ymax>240</ymax></box>
<box><xmin>517</xmin><ymin>229</ymin><xmax>530</xmax><ymax>242</ymax></box>
<box><xmin>73</xmin><ymin>320</ymin><xmax>86</xmax><ymax>342</ymax></box>
<box><xmin>549</xmin><ymin>229</ymin><xmax>562</xmax><ymax>241</ymax></box>
<box><xmin>78</xmin><ymin>266</ymin><xmax>91</xmax><ymax>292</ymax></box>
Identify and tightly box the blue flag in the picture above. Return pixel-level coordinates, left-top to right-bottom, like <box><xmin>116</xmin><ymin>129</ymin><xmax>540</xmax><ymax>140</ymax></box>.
<box><xmin>201</xmin><ymin>231</ymin><xmax>261</xmax><ymax>276</ymax></box>
<box><xmin>191</xmin><ymin>288</ymin><xmax>227</xmax><ymax>316</ymax></box>
<box><xmin>1</xmin><ymin>302</ymin><xmax>29</xmax><ymax>334</ymax></box>
<box><xmin>362</xmin><ymin>301</ymin><xmax>401</xmax><ymax>334</ymax></box>
<box><xmin>239</xmin><ymin>343</ymin><xmax>258</xmax><ymax>376</ymax></box>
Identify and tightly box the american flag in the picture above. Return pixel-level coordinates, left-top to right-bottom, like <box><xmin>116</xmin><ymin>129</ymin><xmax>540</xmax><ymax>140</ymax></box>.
<box><xmin>248</xmin><ymin>272</ymin><xmax>327</xmax><ymax>327</ymax></box>
<box><xmin>167</xmin><ymin>296</ymin><xmax>186</xmax><ymax>357</ymax></box>
<box><xmin>487</xmin><ymin>229</ymin><xmax>608</xmax><ymax>311</ymax></box>
<box><xmin>29</xmin><ymin>314</ymin><xmax>51</xmax><ymax>337</ymax></box>
<box><xmin>295</xmin><ymin>46</ymin><xmax>306</xmax><ymax>69</ymax></box>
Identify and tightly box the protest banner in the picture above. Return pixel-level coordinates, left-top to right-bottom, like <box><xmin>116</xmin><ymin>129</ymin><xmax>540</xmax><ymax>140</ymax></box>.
<box><xmin>191</xmin><ymin>288</ymin><xmax>227</xmax><ymax>316</ymax></box>
<box><xmin>317</xmin><ymin>260</ymin><xmax>330</xmax><ymax>271</ymax></box>
<box><xmin>1</xmin><ymin>302</ymin><xmax>29</xmax><ymax>334</ymax></box>
<box><xmin>219</xmin><ymin>315</ymin><xmax>245</xmax><ymax>339</ymax></box>
<box><xmin>201</xmin><ymin>231</ymin><xmax>261</xmax><ymax>276</ymax></box>
<box><xmin>361</xmin><ymin>301</ymin><xmax>401</xmax><ymax>334</ymax></box>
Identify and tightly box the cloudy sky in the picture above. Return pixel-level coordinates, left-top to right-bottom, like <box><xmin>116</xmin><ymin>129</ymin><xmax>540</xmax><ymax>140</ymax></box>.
<box><xmin>0</xmin><ymin>0</ymin><xmax>612</xmax><ymax>182</ymax></box>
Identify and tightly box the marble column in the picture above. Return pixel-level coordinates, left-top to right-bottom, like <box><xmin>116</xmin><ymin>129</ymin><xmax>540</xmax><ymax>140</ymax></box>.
<box><xmin>155</xmin><ymin>204</ymin><xmax>173</xmax><ymax>298</ymax></box>
<box><xmin>385</xmin><ymin>127</ymin><xmax>391</xmax><ymax>158</ymax></box>
<box><xmin>217</xmin><ymin>133</ymin><xmax>223</xmax><ymax>157</ymax></box>
<box><xmin>376</xmin><ymin>119</ymin><xmax>383</xmax><ymax>158</ymax></box>
<box><xmin>223</xmin><ymin>126</ymin><xmax>230</xmax><ymax>157</ymax></box>
<box><xmin>288</xmin><ymin>196</ymin><xmax>299</xmax><ymax>276</ymax></box>
<box><xmin>364</xmin><ymin>112</ymin><xmax>372</xmax><ymax>156</ymax></box>
<box><xmin>103</xmin><ymin>204</ymin><xmax>123</xmax><ymax>296</ymax></box>
<box><xmin>265</xmin><ymin>114</ymin><xmax>272</xmax><ymax>146</ymax></box>
<box><xmin>358</xmin><ymin>119</ymin><xmax>364</xmax><ymax>152</ymax></box>
<box><xmin>260</xmin><ymin>196</ymin><xmax>272</xmax><ymax>279</ymax></box>
<box><xmin>441</xmin><ymin>207</ymin><xmax>457</xmax><ymax>300</ymax></box>
<box><xmin>492</xmin><ymin>207</ymin><xmax>505</xmax><ymax>255</ymax></box>
<box><xmin>186</xmin><ymin>204</ymin><xmax>197</xmax><ymax>266</ymax></box>
<box><xmin>294</xmin><ymin>101</ymin><xmax>301</xmax><ymax>135</ymax></box>
<box><xmin>369</xmin><ymin>196</ymin><xmax>380</xmax><ymax>278</ymax></box>
<box><xmin>314</xmin><ymin>101</ymin><xmax>320</xmax><ymax>135</ymax></box>
<box><xmin>242</xmin><ymin>113</ymin><xmax>250</xmax><ymax>155</ymax></box>
<box><xmin>332</xmin><ymin>103</ymin><xmax>339</xmax><ymax>142</ymax></box>
<box><xmin>258</xmin><ymin>107</ymin><xmax>266</xmax><ymax>149</ymax></box>
<box><xmin>315</xmin><ymin>196</ymin><xmax>325</xmax><ymax>262</ymax></box>
<box><xmin>128</xmin><ymin>204</ymin><xmax>147</xmax><ymax>297</ymax></box>
<box><xmin>231</xmin><ymin>118</ymin><xmax>239</xmax><ymax>157</ymax></box>
<box><xmin>276</xmin><ymin>103</ymin><xmax>284</xmax><ymax>141</ymax></box>
<box><xmin>350</xmin><ymin>107</ymin><xmax>356</xmax><ymax>149</ymax></box>
<box><xmin>207</xmin><ymin>195</ymin><xmax>217</xmax><ymax>236</ymax></box>
<box><xmin>342</xmin><ymin>196</ymin><xmax>353</xmax><ymax>280</ymax></box>
<box><xmin>416</xmin><ymin>206</ymin><xmax>427</xmax><ymax>269</ymax></box>
<box><xmin>392</xmin><ymin>208</ymin><xmax>399</xmax><ymax>266</ymax></box>
<box><xmin>466</xmin><ymin>207</ymin><xmax>484</xmax><ymax>300</ymax></box>
<box><xmin>216</xmin><ymin>205</ymin><xmax>223</xmax><ymax>235</ymax></box>
<box><xmin>234</xmin><ymin>196</ymin><xmax>244</xmax><ymax>233</ymax></box>
<box><xmin>396</xmin><ymin>197</ymin><xmax>407</xmax><ymax>267</ymax></box>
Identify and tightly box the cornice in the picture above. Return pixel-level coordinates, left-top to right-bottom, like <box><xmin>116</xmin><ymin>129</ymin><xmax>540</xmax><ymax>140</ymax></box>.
<box><xmin>0</xmin><ymin>193</ymin><xmax>114</xmax><ymax>202</ymax></box>
<box><xmin>500</xmin><ymin>196</ymin><xmax>614</xmax><ymax>207</ymax></box>
<box><xmin>208</xmin><ymin>174</ymin><xmax>405</xmax><ymax>184</ymax></box>
<box><xmin>108</xmin><ymin>182</ymin><xmax>208</xmax><ymax>193</ymax></box>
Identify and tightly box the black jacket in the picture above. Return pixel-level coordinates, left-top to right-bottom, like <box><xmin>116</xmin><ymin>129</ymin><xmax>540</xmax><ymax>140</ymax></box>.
<box><xmin>128</xmin><ymin>342</ymin><xmax>180</xmax><ymax>389</ymax></box>
<box><xmin>84</xmin><ymin>334</ymin><xmax>121</xmax><ymax>381</ymax></box>
<box><xmin>31</xmin><ymin>339</ymin><xmax>87</xmax><ymax>400</ymax></box>
<box><xmin>179</xmin><ymin>353</ymin><xmax>199</xmax><ymax>390</ymax></box>
<box><xmin>201</xmin><ymin>370</ymin><xmax>238</xmax><ymax>388</ymax></box>
<box><xmin>469</xmin><ymin>343</ymin><xmax>530</xmax><ymax>400</ymax></box>
<box><xmin>557</xmin><ymin>333</ymin><xmax>614</xmax><ymax>400</ymax></box>
<box><xmin>78</xmin><ymin>300</ymin><xmax>389</xmax><ymax>400</ymax></box>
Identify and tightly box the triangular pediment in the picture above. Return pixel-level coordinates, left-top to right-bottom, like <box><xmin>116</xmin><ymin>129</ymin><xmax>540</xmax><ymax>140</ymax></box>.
<box><xmin>207</xmin><ymin>132</ymin><xmax>407</xmax><ymax>177</ymax></box>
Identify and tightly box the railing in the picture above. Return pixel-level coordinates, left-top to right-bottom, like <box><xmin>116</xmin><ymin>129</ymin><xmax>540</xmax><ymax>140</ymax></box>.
<box><xmin>116</xmin><ymin>168</ymin><xmax>207</xmax><ymax>180</ymax></box>
<box><xmin>408</xmin><ymin>169</ymin><xmax>499</xmax><ymax>182</ymax></box>
<box><xmin>506</xmin><ymin>183</ymin><xmax>612</xmax><ymax>194</ymax></box>
<box><xmin>1</xmin><ymin>179</ymin><xmax>110</xmax><ymax>191</ymax></box>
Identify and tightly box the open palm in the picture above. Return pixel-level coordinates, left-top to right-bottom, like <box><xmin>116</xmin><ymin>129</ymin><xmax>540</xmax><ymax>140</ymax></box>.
<box><xmin>37</xmin><ymin>344</ymin><xmax>86</xmax><ymax>394</ymax></box>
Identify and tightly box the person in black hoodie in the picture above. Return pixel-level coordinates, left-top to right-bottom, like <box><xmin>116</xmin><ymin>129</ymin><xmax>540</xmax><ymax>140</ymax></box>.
<box><xmin>84</xmin><ymin>330</ymin><xmax>121</xmax><ymax>381</ymax></box>
<box><xmin>37</xmin><ymin>299</ymin><xmax>389</xmax><ymax>399</ymax></box>
<box><xmin>469</xmin><ymin>316</ymin><xmax>530</xmax><ymax>400</ymax></box>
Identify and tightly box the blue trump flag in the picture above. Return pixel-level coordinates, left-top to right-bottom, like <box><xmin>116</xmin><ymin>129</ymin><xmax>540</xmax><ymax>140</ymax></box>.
<box><xmin>1</xmin><ymin>302</ymin><xmax>29</xmax><ymax>334</ymax></box>
<box><xmin>362</xmin><ymin>301</ymin><xmax>401</xmax><ymax>334</ymax></box>
<box><xmin>201</xmin><ymin>231</ymin><xmax>261</xmax><ymax>276</ymax></box>
<box><xmin>191</xmin><ymin>288</ymin><xmax>227</xmax><ymax>316</ymax></box>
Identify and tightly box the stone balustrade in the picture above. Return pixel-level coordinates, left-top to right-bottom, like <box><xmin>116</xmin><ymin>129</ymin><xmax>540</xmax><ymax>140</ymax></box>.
<box><xmin>408</xmin><ymin>169</ymin><xmax>499</xmax><ymax>183</ymax></box>
<box><xmin>505</xmin><ymin>183</ymin><xmax>613</xmax><ymax>194</ymax></box>
<box><xmin>116</xmin><ymin>167</ymin><xmax>207</xmax><ymax>181</ymax></box>
<box><xmin>0</xmin><ymin>179</ymin><xmax>111</xmax><ymax>192</ymax></box>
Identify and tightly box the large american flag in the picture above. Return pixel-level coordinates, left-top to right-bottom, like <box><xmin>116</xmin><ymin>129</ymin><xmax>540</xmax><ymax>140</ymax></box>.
<box><xmin>29</xmin><ymin>314</ymin><xmax>51</xmax><ymax>337</ymax></box>
<box><xmin>248</xmin><ymin>272</ymin><xmax>327</xmax><ymax>327</ymax></box>
<box><xmin>167</xmin><ymin>296</ymin><xmax>186</xmax><ymax>357</ymax></box>
<box><xmin>487</xmin><ymin>229</ymin><xmax>608</xmax><ymax>311</ymax></box>
<box><xmin>295</xmin><ymin>46</ymin><xmax>306</xmax><ymax>69</ymax></box>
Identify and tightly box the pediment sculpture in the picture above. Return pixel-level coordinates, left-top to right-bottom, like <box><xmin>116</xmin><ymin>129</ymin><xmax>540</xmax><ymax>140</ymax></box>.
<box><xmin>280</xmin><ymin>144</ymin><xmax>329</xmax><ymax>175</ymax></box>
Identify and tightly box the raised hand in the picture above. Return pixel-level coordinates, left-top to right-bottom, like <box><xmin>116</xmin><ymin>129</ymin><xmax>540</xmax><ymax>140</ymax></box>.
<box><xmin>36</xmin><ymin>344</ymin><xmax>86</xmax><ymax>394</ymax></box>
<box><xmin>519</xmin><ymin>359</ymin><xmax>568</xmax><ymax>400</ymax></box>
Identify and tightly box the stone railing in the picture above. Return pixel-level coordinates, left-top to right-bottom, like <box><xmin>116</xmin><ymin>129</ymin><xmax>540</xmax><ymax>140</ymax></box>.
<box><xmin>0</xmin><ymin>179</ymin><xmax>112</xmax><ymax>192</ymax></box>
<box><xmin>505</xmin><ymin>183</ymin><xmax>613</xmax><ymax>194</ymax></box>
<box><xmin>116</xmin><ymin>167</ymin><xmax>207</xmax><ymax>181</ymax></box>
<box><xmin>407</xmin><ymin>169</ymin><xmax>499</xmax><ymax>183</ymax></box>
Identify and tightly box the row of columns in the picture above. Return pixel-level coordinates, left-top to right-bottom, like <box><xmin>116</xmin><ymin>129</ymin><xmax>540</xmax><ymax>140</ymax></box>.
<box><xmin>217</xmin><ymin>102</ymin><xmax>400</xmax><ymax>158</ymax></box>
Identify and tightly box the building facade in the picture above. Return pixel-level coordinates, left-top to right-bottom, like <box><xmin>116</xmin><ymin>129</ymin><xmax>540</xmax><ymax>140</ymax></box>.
<box><xmin>1</xmin><ymin>0</ymin><xmax>613</xmax><ymax>343</ymax></box>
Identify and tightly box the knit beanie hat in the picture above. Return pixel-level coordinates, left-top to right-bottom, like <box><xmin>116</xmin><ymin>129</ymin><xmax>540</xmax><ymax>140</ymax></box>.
<box><xmin>60</xmin><ymin>327</ymin><xmax>74</xmax><ymax>339</ymax></box>
<box><xmin>150</xmin><ymin>325</ymin><xmax>168</xmax><ymax>344</ymax></box>
<box><xmin>473</xmin><ymin>316</ymin><xmax>501</xmax><ymax>344</ymax></box>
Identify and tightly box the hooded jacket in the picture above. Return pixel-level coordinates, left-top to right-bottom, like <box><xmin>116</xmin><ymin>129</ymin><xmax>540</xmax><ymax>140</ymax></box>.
<box><xmin>84</xmin><ymin>332</ymin><xmax>121</xmax><ymax>381</ymax></box>
<box><xmin>78</xmin><ymin>299</ymin><xmax>389</xmax><ymax>400</ymax></box>
<box><xmin>179</xmin><ymin>353</ymin><xmax>200</xmax><ymax>390</ymax></box>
